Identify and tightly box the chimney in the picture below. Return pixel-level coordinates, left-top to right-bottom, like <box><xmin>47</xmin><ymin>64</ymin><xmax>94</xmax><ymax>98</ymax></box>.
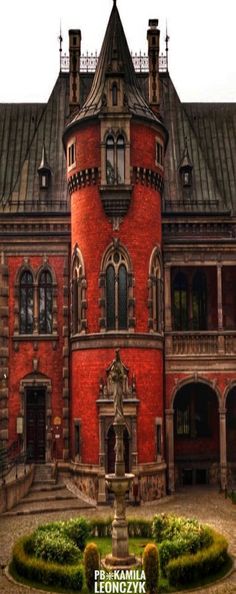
<box><xmin>69</xmin><ymin>29</ymin><xmax>81</xmax><ymax>113</ymax></box>
<box><xmin>147</xmin><ymin>19</ymin><xmax>160</xmax><ymax>109</ymax></box>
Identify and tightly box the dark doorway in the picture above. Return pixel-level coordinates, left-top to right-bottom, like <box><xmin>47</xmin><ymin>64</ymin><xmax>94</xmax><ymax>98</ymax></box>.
<box><xmin>107</xmin><ymin>425</ymin><xmax>130</xmax><ymax>473</ymax></box>
<box><xmin>26</xmin><ymin>388</ymin><xmax>46</xmax><ymax>462</ymax></box>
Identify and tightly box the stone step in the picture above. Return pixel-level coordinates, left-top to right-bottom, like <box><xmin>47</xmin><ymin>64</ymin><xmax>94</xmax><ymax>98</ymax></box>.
<box><xmin>30</xmin><ymin>483</ymin><xmax>65</xmax><ymax>493</ymax></box>
<box><xmin>3</xmin><ymin>498</ymin><xmax>95</xmax><ymax>517</ymax></box>
<box><xmin>21</xmin><ymin>491</ymin><xmax>76</xmax><ymax>504</ymax></box>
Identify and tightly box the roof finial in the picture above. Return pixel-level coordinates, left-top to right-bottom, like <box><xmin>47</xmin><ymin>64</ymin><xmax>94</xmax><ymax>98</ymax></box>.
<box><xmin>58</xmin><ymin>21</ymin><xmax>63</xmax><ymax>72</ymax></box>
<box><xmin>165</xmin><ymin>21</ymin><xmax>170</xmax><ymax>71</ymax></box>
<box><xmin>113</xmin><ymin>0</ymin><xmax>117</xmax><ymax>6</ymax></box>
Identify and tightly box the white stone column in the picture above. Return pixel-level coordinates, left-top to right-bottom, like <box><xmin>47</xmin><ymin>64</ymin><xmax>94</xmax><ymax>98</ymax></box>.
<box><xmin>165</xmin><ymin>408</ymin><xmax>175</xmax><ymax>493</ymax></box>
<box><xmin>219</xmin><ymin>408</ymin><xmax>227</xmax><ymax>490</ymax></box>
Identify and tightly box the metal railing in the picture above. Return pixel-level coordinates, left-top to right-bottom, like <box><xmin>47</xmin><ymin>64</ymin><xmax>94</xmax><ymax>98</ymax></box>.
<box><xmin>0</xmin><ymin>441</ymin><xmax>30</xmax><ymax>485</ymax></box>
<box><xmin>60</xmin><ymin>52</ymin><xmax>167</xmax><ymax>73</ymax></box>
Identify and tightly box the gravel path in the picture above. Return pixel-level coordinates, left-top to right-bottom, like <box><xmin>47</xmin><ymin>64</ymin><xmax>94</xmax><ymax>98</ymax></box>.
<box><xmin>0</xmin><ymin>487</ymin><xmax>235</xmax><ymax>593</ymax></box>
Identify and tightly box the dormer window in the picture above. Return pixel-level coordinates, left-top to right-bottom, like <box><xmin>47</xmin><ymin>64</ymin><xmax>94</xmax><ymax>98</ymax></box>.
<box><xmin>106</xmin><ymin>133</ymin><xmax>125</xmax><ymax>185</ymax></box>
<box><xmin>38</xmin><ymin>144</ymin><xmax>52</xmax><ymax>190</ymax></box>
<box><xmin>179</xmin><ymin>137</ymin><xmax>193</xmax><ymax>189</ymax></box>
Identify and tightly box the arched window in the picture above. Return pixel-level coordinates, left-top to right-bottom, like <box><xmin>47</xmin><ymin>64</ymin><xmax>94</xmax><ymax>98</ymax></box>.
<box><xmin>192</xmin><ymin>270</ymin><xmax>207</xmax><ymax>330</ymax></box>
<box><xmin>173</xmin><ymin>271</ymin><xmax>188</xmax><ymax>330</ymax></box>
<box><xmin>106</xmin><ymin>135</ymin><xmax>115</xmax><ymax>184</ymax></box>
<box><xmin>38</xmin><ymin>270</ymin><xmax>53</xmax><ymax>334</ymax></box>
<box><xmin>99</xmin><ymin>243</ymin><xmax>134</xmax><ymax>332</ymax></box>
<box><xmin>71</xmin><ymin>245</ymin><xmax>87</xmax><ymax>334</ymax></box>
<box><xmin>148</xmin><ymin>248</ymin><xmax>163</xmax><ymax>333</ymax></box>
<box><xmin>20</xmin><ymin>271</ymin><xmax>34</xmax><ymax>334</ymax></box>
<box><xmin>117</xmin><ymin>135</ymin><xmax>125</xmax><ymax>183</ymax></box>
<box><xmin>106</xmin><ymin>133</ymin><xmax>125</xmax><ymax>185</ymax></box>
<box><xmin>105</xmin><ymin>252</ymin><xmax>128</xmax><ymax>330</ymax></box>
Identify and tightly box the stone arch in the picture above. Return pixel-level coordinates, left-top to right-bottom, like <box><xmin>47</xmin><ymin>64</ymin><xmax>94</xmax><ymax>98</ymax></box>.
<box><xmin>148</xmin><ymin>245</ymin><xmax>163</xmax><ymax>333</ymax></box>
<box><xmin>99</xmin><ymin>240</ymin><xmax>135</xmax><ymax>331</ymax></box>
<box><xmin>170</xmin><ymin>375</ymin><xmax>221</xmax><ymax>409</ymax></box>
<box><xmin>71</xmin><ymin>243</ymin><xmax>87</xmax><ymax>334</ymax></box>
<box><xmin>172</xmin><ymin>379</ymin><xmax>220</xmax><ymax>487</ymax></box>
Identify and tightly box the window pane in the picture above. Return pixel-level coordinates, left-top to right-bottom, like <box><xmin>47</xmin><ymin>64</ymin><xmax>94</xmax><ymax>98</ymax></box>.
<box><xmin>20</xmin><ymin>272</ymin><xmax>33</xmax><ymax>334</ymax></box>
<box><xmin>39</xmin><ymin>271</ymin><xmax>52</xmax><ymax>334</ymax></box>
<box><xmin>192</xmin><ymin>271</ymin><xmax>207</xmax><ymax>330</ymax></box>
<box><xmin>106</xmin><ymin>136</ymin><xmax>115</xmax><ymax>184</ymax></box>
<box><xmin>106</xmin><ymin>265</ymin><xmax>115</xmax><ymax>329</ymax></box>
<box><xmin>117</xmin><ymin>136</ymin><xmax>125</xmax><ymax>183</ymax></box>
<box><xmin>118</xmin><ymin>264</ymin><xmax>127</xmax><ymax>329</ymax></box>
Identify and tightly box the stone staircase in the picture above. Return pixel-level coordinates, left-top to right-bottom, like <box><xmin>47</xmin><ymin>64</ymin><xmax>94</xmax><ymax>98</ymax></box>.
<box><xmin>2</xmin><ymin>464</ymin><xmax>96</xmax><ymax>516</ymax></box>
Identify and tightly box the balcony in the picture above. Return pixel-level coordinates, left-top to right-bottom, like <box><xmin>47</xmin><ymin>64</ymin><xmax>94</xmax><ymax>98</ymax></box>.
<box><xmin>165</xmin><ymin>331</ymin><xmax>236</xmax><ymax>356</ymax></box>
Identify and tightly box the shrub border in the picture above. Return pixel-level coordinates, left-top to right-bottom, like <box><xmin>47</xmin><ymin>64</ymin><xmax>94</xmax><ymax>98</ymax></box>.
<box><xmin>11</xmin><ymin>535</ymin><xmax>83</xmax><ymax>592</ymax></box>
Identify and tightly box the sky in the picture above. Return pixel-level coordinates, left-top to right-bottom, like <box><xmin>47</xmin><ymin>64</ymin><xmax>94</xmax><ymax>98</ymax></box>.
<box><xmin>0</xmin><ymin>0</ymin><xmax>236</xmax><ymax>103</ymax></box>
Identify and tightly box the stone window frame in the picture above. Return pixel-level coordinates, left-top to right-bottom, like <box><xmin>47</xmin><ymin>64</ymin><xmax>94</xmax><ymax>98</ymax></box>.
<box><xmin>99</xmin><ymin>240</ymin><xmax>135</xmax><ymax>332</ymax></box>
<box><xmin>101</xmin><ymin>128</ymin><xmax>131</xmax><ymax>187</ymax></box>
<box><xmin>148</xmin><ymin>246</ymin><xmax>163</xmax><ymax>333</ymax></box>
<box><xmin>14</xmin><ymin>261</ymin><xmax>58</xmax><ymax>337</ymax></box>
<box><xmin>71</xmin><ymin>244</ymin><xmax>87</xmax><ymax>335</ymax></box>
<box><xmin>155</xmin><ymin>138</ymin><xmax>164</xmax><ymax>169</ymax></box>
<box><xmin>67</xmin><ymin>137</ymin><xmax>76</xmax><ymax>172</ymax></box>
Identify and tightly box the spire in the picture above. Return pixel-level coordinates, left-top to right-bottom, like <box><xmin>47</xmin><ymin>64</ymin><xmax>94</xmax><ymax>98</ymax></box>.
<box><xmin>66</xmin><ymin>2</ymin><xmax>165</xmax><ymax>128</ymax></box>
<box><xmin>38</xmin><ymin>144</ymin><xmax>51</xmax><ymax>173</ymax></box>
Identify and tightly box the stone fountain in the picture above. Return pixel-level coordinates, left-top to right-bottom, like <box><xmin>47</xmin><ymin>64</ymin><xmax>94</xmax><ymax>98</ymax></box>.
<box><xmin>104</xmin><ymin>350</ymin><xmax>137</xmax><ymax>568</ymax></box>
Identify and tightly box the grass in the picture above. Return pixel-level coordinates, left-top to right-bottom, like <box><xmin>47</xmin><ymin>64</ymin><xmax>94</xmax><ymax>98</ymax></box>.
<box><xmin>87</xmin><ymin>537</ymin><xmax>149</xmax><ymax>558</ymax></box>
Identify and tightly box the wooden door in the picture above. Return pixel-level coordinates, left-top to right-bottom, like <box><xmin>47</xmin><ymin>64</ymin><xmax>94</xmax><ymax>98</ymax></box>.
<box><xmin>26</xmin><ymin>388</ymin><xmax>45</xmax><ymax>462</ymax></box>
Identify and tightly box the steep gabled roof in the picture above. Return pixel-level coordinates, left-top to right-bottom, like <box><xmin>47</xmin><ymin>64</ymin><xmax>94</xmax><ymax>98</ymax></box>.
<box><xmin>66</xmin><ymin>2</ymin><xmax>164</xmax><ymax>129</ymax></box>
<box><xmin>0</xmin><ymin>74</ymin><xmax>69</xmax><ymax>212</ymax></box>
<box><xmin>160</xmin><ymin>75</ymin><xmax>231</xmax><ymax>214</ymax></box>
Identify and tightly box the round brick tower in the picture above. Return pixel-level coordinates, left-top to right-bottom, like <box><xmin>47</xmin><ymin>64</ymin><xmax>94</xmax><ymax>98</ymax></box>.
<box><xmin>63</xmin><ymin>2</ymin><xmax>168</xmax><ymax>502</ymax></box>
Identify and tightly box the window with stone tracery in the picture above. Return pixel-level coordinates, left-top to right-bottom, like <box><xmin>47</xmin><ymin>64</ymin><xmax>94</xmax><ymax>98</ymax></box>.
<box><xmin>20</xmin><ymin>270</ymin><xmax>34</xmax><ymax>334</ymax></box>
<box><xmin>148</xmin><ymin>248</ymin><xmax>163</xmax><ymax>333</ymax></box>
<box><xmin>71</xmin><ymin>245</ymin><xmax>87</xmax><ymax>335</ymax></box>
<box><xmin>106</xmin><ymin>133</ymin><xmax>125</xmax><ymax>185</ymax></box>
<box><xmin>99</xmin><ymin>242</ymin><xmax>135</xmax><ymax>332</ymax></box>
<box><xmin>17</xmin><ymin>264</ymin><xmax>56</xmax><ymax>336</ymax></box>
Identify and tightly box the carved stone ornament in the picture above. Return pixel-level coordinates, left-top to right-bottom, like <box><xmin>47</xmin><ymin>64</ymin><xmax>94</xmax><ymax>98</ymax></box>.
<box><xmin>99</xmin><ymin>349</ymin><xmax>136</xmax><ymax>402</ymax></box>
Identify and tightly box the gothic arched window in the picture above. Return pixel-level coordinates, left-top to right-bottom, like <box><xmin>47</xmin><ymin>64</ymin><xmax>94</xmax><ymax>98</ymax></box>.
<box><xmin>106</xmin><ymin>135</ymin><xmax>115</xmax><ymax>184</ymax></box>
<box><xmin>38</xmin><ymin>270</ymin><xmax>53</xmax><ymax>334</ymax></box>
<box><xmin>71</xmin><ymin>245</ymin><xmax>87</xmax><ymax>335</ymax></box>
<box><xmin>99</xmin><ymin>243</ymin><xmax>134</xmax><ymax>332</ymax></box>
<box><xmin>112</xmin><ymin>82</ymin><xmax>118</xmax><ymax>106</ymax></box>
<box><xmin>106</xmin><ymin>133</ymin><xmax>125</xmax><ymax>185</ymax></box>
<box><xmin>192</xmin><ymin>270</ymin><xmax>207</xmax><ymax>330</ymax></box>
<box><xmin>173</xmin><ymin>271</ymin><xmax>188</xmax><ymax>330</ymax></box>
<box><xmin>148</xmin><ymin>248</ymin><xmax>163</xmax><ymax>333</ymax></box>
<box><xmin>20</xmin><ymin>270</ymin><xmax>34</xmax><ymax>334</ymax></box>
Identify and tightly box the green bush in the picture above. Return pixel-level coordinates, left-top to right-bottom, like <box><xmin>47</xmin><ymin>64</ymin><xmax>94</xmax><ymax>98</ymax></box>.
<box><xmin>128</xmin><ymin>519</ymin><xmax>152</xmax><ymax>538</ymax></box>
<box><xmin>33</xmin><ymin>530</ymin><xmax>80</xmax><ymax>565</ymax></box>
<box><xmin>166</xmin><ymin>530</ymin><xmax>228</xmax><ymax>586</ymax></box>
<box><xmin>143</xmin><ymin>543</ymin><xmax>159</xmax><ymax>594</ymax></box>
<box><xmin>64</xmin><ymin>518</ymin><xmax>91</xmax><ymax>550</ymax></box>
<box><xmin>89</xmin><ymin>518</ymin><xmax>152</xmax><ymax>538</ymax></box>
<box><xmin>84</xmin><ymin>542</ymin><xmax>100</xmax><ymax>592</ymax></box>
<box><xmin>12</xmin><ymin>535</ymin><xmax>83</xmax><ymax>591</ymax></box>
<box><xmin>34</xmin><ymin>517</ymin><xmax>91</xmax><ymax>552</ymax></box>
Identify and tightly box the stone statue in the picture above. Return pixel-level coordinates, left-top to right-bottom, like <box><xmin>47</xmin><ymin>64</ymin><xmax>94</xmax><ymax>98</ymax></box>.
<box><xmin>111</xmin><ymin>349</ymin><xmax>124</xmax><ymax>422</ymax></box>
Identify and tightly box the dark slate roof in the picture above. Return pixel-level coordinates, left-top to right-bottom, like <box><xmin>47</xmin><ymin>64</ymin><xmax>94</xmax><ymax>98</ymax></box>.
<box><xmin>160</xmin><ymin>75</ymin><xmax>231</xmax><ymax>214</ymax></box>
<box><xmin>0</xmin><ymin>74</ymin><xmax>69</xmax><ymax>212</ymax></box>
<box><xmin>65</xmin><ymin>3</ymin><xmax>164</xmax><ymax>131</ymax></box>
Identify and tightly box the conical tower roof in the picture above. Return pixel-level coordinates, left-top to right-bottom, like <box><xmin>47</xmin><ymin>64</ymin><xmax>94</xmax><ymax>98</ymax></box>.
<box><xmin>65</xmin><ymin>1</ymin><xmax>166</xmax><ymax>132</ymax></box>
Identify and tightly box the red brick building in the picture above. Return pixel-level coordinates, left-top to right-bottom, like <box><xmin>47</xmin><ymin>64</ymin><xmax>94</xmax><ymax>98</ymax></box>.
<box><xmin>0</xmin><ymin>2</ymin><xmax>236</xmax><ymax>500</ymax></box>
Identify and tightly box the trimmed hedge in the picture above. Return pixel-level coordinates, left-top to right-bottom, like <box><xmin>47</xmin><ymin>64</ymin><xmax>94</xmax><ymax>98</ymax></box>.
<box><xmin>84</xmin><ymin>542</ymin><xmax>100</xmax><ymax>592</ymax></box>
<box><xmin>143</xmin><ymin>543</ymin><xmax>159</xmax><ymax>594</ymax></box>
<box><xmin>89</xmin><ymin>518</ymin><xmax>152</xmax><ymax>538</ymax></box>
<box><xmin>33</xmin><ymin>530</ymin><xmax>80</xmax><ymax>565</ymax></box>
<box><xmin>166</xmin><ymin>529</ymin><xmax>228</xmax><ymax>586</ymax></box>
<box><xmin>12</xmin><ymin>535</ymin><xmax>83</xmax><ymax>591</ymax></box>
<box><xmin>34</xmin><ymin>517</ymin><xmax>91</xmax><ymax>552</ymax></box>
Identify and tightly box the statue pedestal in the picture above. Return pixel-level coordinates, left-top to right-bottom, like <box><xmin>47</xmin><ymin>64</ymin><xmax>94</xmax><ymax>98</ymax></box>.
<box><xmin>105</xmin><ymin>473</ymin><xmax>138</xmax><ymax>568</ymax></box>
